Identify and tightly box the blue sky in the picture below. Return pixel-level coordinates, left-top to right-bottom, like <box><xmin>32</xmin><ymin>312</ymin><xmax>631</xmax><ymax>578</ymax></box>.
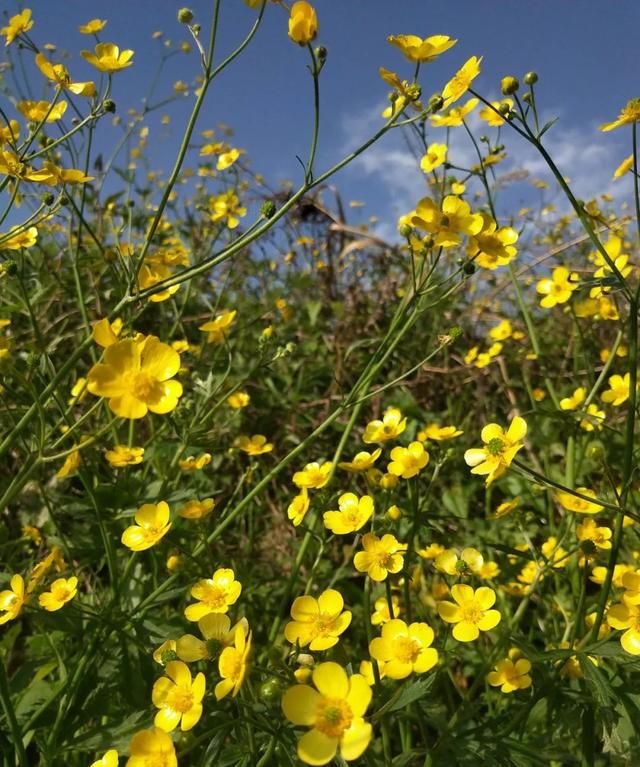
<box><xmin>5</xmin><ymin>0</ymin><xmax>640</xmax><ymax>235</ymax></box>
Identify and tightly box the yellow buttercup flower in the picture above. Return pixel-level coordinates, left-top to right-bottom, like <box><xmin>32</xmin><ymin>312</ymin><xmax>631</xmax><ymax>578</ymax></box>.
<box><xmin>91</xmin><ymin>317</ymin><xmax>123</xmax><ymax>348</ymax></box>
<box><xmin>387</xmin><ymin>442</ymin><xmax>430</xmax><ymax>479</ymax></box>
<box><xmin>536</xmin><ymin>266</ymin><xmax>579</xmax><ymax>308</ymax></box>
<box><xmin>371</xmin><ymin>595</ymin><xmax>401</xmax><ymax>625</ymax></box>
<box><xmin>105</xmin><ymin>445</ymin><xmax>144</xmax><ymax>467</ymax></box>
<box><xmin>600</xmin><ymin>98</ymin><xmax>640</xmax><ymax>132</ymax></box>
<box><xmin>412</xmin><ymin>195</ymin><xmax>483</xmax><ymax>248</ymax></box>
<box><xmin>179</xmin><ymin>453</ymin><xmax>212</xmax><ymax>472</ymax></box>
<box><xmin>0</xmin><ymin>575</ymin><xmax>26</xmax><ymax>624</ymax></box>
<box><xmin>337</xmin><ymin>448</ymin><xmax>381</xmax><ymax>472</ymax></box>
<box><xmin>435</xmin><ymin>547</ymin><xmax>484</xmax><ymax>576</ymax></box>
<box><xmin>1</xmin><ymin>9</ymin><xmax>33</xmax><ymax>46</ymax></box>
<box><xmin>614</xmin><ymin>154</ymin><xmax>634</xmax><ymax>179</ymax></box>
<box><xmin>487</xmin><ymin>649</ymin><xmax>532</xmax><ymax>692</ymax></box>
<box><xmin>199</xmin><ymin>309</ymin><xmax>237</xmax><ymax>344</ymax></box>
<box><xmin>387</xmin><ymin>34</ymin><xmax>456</xmax><ymax>63</ymax></box>
<box><xmin>87</xmin><ymin>335</ymin><xmax>183</xmax><ymax>419</ymax></box>
<box><xmin>601</xmin><ymin>373</ymin><xmax>632</xmax><ymax>406</ymax></box>
<box><xmin>235</xmin><ymin>434</ymin><xmax>274</xmax><ymax>456</ymax></box>
<box><xmin>122</xmin><ymin>502</ymin><xmax>172</xmax><ymax>551</ymax></box>
<box><xmin>79</xmin><ymin>18</ymin><xmax>107</xmax><ymax>35</ymax></box>
<box><xmin>323</xmin><ymin>493</ymin><xmax>374</xmax><ymax>534</ymax></box>
<box><xmin>126</xmin><ymin>728</ymin><xmax>177</xmax><ymax>767</ymax></box>
<box><xmin>468</xmin><ymin>214</ymin><xmax>518</xmax><ymax>269</ymax></box>
<box><xmin>293</xmin><ymin>461</ymin><xmax>333</xmax><ymax>489</ymax></box>
<box><xmin>576</xmin><ymin>519</ymin><xmax>612</xmax><ymax>550</ymax></box>
<box><xmin>437</xmin><ymin>584</ymin><xmax>501</xmax><ymax>641</ymax></box>
<box><xmin>430</xmin><ymin>97</ymin><xmax>478</xmax><ymax>127</ymax></box>
<box><xmin>217</xmin><ymin>148</ymin><xmax>240</xmax><ymax>171</ymax></box>
<box><xmin>580</xmin><ymin>403</ymin><xmax>605</xmax><ymax>432</ymax></box>
<box><xmin>152</xmin><ymin>660</ymin><xmax>205</xmax><ymax>732</ymax></box>
<box><xmin>288</xmin><ymin>488</ymin><xmax>310</xmax><ymax>527</ymax></box>
<box><xmin>607</xmin><ymin>599</ymin><xmax>640</xmax><ymax>655</ymax></box>
<box><xmin>89</xmin><ymin>750</ymin><xmax>118</xmax><ymax>767</ymax></box>
<box><xmin>55</xmin><ymin>448</ymin><xmax>81</xmax><ymax>479</ymax></box>
<box><xmin>227</xmin><ymin>390</ymin><xmax>250</xmax><ymax>409</ymax></box>
<box><xmin>288</xmin><ymin>1</ymin><xmax>318</xmax><ymax>46</ymax></box>
<box><xmin>464</xmin><ymin>416</ymin><xmax>527</xmax><ymax>486</ymax></box>
<box><xmin>177</xmin><ymin>614</ymin><xmax>248</xmax><ymax>662</ymax></box>
<box><xmin>185</xmin><ymin>568</ymin><xmax>242</xmax><ymax>621</ymax></box>
<box><xmin>17</xmin><ymin>100</ymin><xmax>68</xmax><ymax>122</ymax></box>
<box><xmin>0</xmin><ymin>149</ymin><xmax>55</xmax><ymax>183</ymax></box>
<box><xmin>441</xmin><ymin>55</ymin><xmax>482</xmax><ymax>108</ymax></box>
<box><xmin>354</xmin><ymin>533</ymin><xmax>407</xmax><ymax>582</ymax></box>
<box><xmin>81</xmin><ymin>42</ymin><xmax>134</xmax><ymax>73</ymax></box>
<box><xmin>418</xmin><ymin>424</ymin><xmax>463</xmax><ymax>441</ymax></box>
<box><xmin>420</xmin><ymin>143</ymin><xmax>448</xmax><ymax>174</ymax></box>
<box><xmin>35</xmin><ymin>53</ymin><xmax>95</xmax><ymax>97</ymax></box>
<box><xmin>282</xmin><ymin>662</ymin><xmax>372</xmax><ymax>765</ymax></box>
<box><xmin>284</xmin><ymin>589</ymin><xmax>352</xmax><ymax>651</ymax></box>
<box><xmin>369</xmin><ymin>619</ymin><xmax>438</xmax><ymax>679</ymax></box>
<box><xmin>363</xmin><ymin>406</ymin><xmax>406</xmax><ymax>444</ymax></box>
<box><xmin>178</xmin><ymin>498</ymin><xmax>215</xmax><ymax>520</ymax></box>
<box><xmin>1</xmin><ymin>226</ymin><xmax>38</xmax><ymax>250</ymax></box>
<box><xmin>210</xmin><ymin>190</ymin><xmax>246</xmax><ymax>229</ymax></box>
<box><xmin>555</xmin><ymin>488</ymin><xmax>604</xmax><ymax>515</ymax></box>
<box><xmin>215</xmin><ymin>625</ymin><xmax>252</xmax><ymax>699</ymax></box>
<box><xmin>479</xmin><ymin>99</ymin><xmax>513</xmax><ymax>127</ymax></box>
<box><xmin>38</xmin><ymin>576</ymin><xmax>78</xmax><ymax>612</ymax></box>
<box><xmin>560</xmin><ymin>387</ymin><xmax>586</xmax><ymax>411</ymax></box>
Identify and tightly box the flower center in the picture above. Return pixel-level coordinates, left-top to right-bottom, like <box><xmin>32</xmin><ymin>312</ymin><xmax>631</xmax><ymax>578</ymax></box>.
<box><xmin>374</xmin><ymin>551</ymin><xmax>394</xmax><ymax>570</ymax></box>
<box><xmin>203</xmin><ymin>586</ymin><xmax>227</xmax><ymax>609</ymax></box>
<box><xmin>133</xmin><ymin>372</ymin><xmax>158</xmax><ymax>401</ymax></box>
<box><xmin>395</xmin><ymin>636</ymin><xmax>421</xmax><ymax>664</ymax></box>
<box><xmin>311</xmin><ymin>614</ymin><xmax>337</xmax><ymax>638</ymax></box>
<box><xmin>315</xmin><ymin>698</ymin><xmax>353</xmax><ymax>739</ymax></box>
<box><xmin>487</xmin><ymin>437</ymin><xmax>505</xmax><ymax>456</ymax></box>
<box><xmin>460</xmin><ymin>600</ymin><xmax>482</xmax><ymax>625</ymax></box>
<box><xmin>169</xmin><ymin>686</ymin><xmax>194</xmax><ymax>713</ymax></box>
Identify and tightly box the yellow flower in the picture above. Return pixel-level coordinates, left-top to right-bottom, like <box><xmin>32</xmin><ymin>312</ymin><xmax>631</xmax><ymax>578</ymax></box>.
<box><xmin>55</xmin><ymin>448</ymin><xmax>81</xmax><ymax>479</ymax></box>
<box><xmin>152</xmin><ymin>660</ymin><xmax>205</xmax><ymax>732</ymax></box>
<box><xmin>215</xmin><ymin>625</ymin><xmax>252</xmax><ymax>700</ymax></box>
<box><xmin>418</xmin><ymin>424</ymin><xmax>463</xmax><ymax>441</ymax></box>
<box><xmin>468</xmin><ymin>214</ymin><xmax>518</xmax><ymax>269</ymax></box>
<box><xmin>284</xmin><ymin>589</ymin><xmax>352</xmax><ymax>651</ymax></box>
<box><xmin>387</xmin><ymin>442</ymin><xmax>430</xmax><ymax>479</ymax></box>
<box><xmin>179</xmin><ymin>453</ymin><xmax>212</xmax><ymax>472</ymax></box>
<box><xmin>412</xmin><ymin>195</ymin><xmax>483</xmax><ymax>248</ymax></box>
<box><xmin>441</xmin><ymin>56</ymin><xmax>482</xmax><ymax>108</ymax></box>
<box><xmin>489</xmin><ymin>497</ymin><xmax>521</xmax><ymax>520</ymax></box>
<box><xmin>435</xmin><ymin>547</ymin><xmax>484</xmax><ymax>576</ymax></box>
<box><xmin>430</xmin><ymin>97</ymin><xmax>478</xmax><ymax>127</ymax></box>
<box><xmin>420</xmin><ymin>143</ymin><xmax>448</xmax><ymax>174</ymax></box>
<box><xmin>122</xmin><ymin>502</ymin><xmax>171</xmax><ymax>551</ymax></box>
<box><xmin>600</xmin><ymin>99</ymin><xmax>640</xmax><ymax>132</ymax></box>
<box><xmin>89</xmin><ymin>750</ymin><xmax>118</xmax><ymax>767</ymax></box>
<box><xmin>87</xmin><ymin>336</ymin><xmax>183</xmax><ymax>419</ymax></box>
<box><xmin>185</xmin><ymin>567</ymin><xmax>242</xmax><ymax>621</ymax></box>
<box><xmin>91</xmin><ymin>317</ymin><xmax>123</xmax><ymax>348</ymax></box>
<box><xmin>35</xmin><ymin>53</ymin><xmax>95</xmax><ymax>97</ymax></box>
<box><xmin>555</xmin><ymin>488</ymin><xmax>604</xmax><ymax>515</ymax></box>
<box><xmin>417</xmin><ymin>542</ymin><xmax>445</xmax><ymax>560</ymax></box>
<box><xmin>288</xmin><ymin>1</ymin><xmax>318</xmax><ymax>46</ymax></box>
<box><xmin>1</xmin><ymin>226</ymin><xmax>38</xmax><ymax>250</ymax></box>
<box><xmin>487</xmin><ymin>649</ymin><xmax>532</xmax><ymax>692</ymax></box>
<box><xmin>38</xmin><ymin>576</ymin><xmax>78</xmax><ymax>612</ymax></box>
<box><xmin>479</xmin><ymin>99</ymin><xmax>513</xmax><ymax>127</ymax></box>
<box><xmin>217</xmin><ymin>148</ymin><xmax>240</xmax><ymax>171</ymax></box>
<box><xmin>0</xmin><ymin>149</ymin><xmax>55</xmax><ymax>183</ymax></box>
<box><xmin>354</xmin><ymin>533</ymin><xmax>407</xmax><ymax>581</ymax></box>
<box><xmin>42</xmin><ymin>161</ymin><xmax>94</xmax><ymax>185</ymax></box>
<box><xmin>576</xmin><ymin>519</ymin><xmax>612</xmax><ymax>550</ymax></box>
<box><xmin>105</xmin><ymin>445</ymin><xmax>144</xmax><ymax>467</ymax></box>
<box><xmin>138</xmin><ymin>260</ymin><xmax>179</xmax><ymax>303</ymax></box>
<box><xmin>371</xmin><ymin>595</ymin><xmax>401</xmax><ymax>625</ymax></box>
<box><xmin>293</xmin><ymin>461</ymin><xmax>333</xmax><ymax>489</ymax></box>
<box><xmin>536</xmin><ymin>266</ymin><xmax>579</xmax><ymax>308</ymax></box>
<box><xmin>464</xmin><ymin>416</ymin><xmax>527</xmax><ymax>486</ymax></box>
<box><xmin>323</xmin><ymin>493</ymin><xmax>374</xmax><ymax>535</ymax></box>
<box><xmin>560</xmin><ymin>387</ymin><xmax>586</xmax><ymax>411</ymax></box>
<box><xmin>177</xmin><ymin>614</ymin><xmax>248</xmax><ymax>662</ymax></box>
<box><xmin>363</xmin><ymin>406</ymin><xmax>406</xmax><ymax>444</ymax></box>
<box><xmin>79</xmin><ymin>19</ymin><xmax>107</xmax><ymax>35</ymax></box>
<box><xmin>369</xmin><ymin>619</ymin><xmax>438</xmax><ymax>680</ymax></box>
<box><xmin>235</xmin><ymin>434</ymin><xmax>274</xmax><ymax>456</ymax></box>
<box><xmin>282</xmin><ymin>662</ymin><xmax>372</xmax><ymax>765</ymax></box>
<box><xmin>178</xmin><ymin>498</ymin><xmax>215</xmax><ymax>520</ymax></box>
<box><xmin>126</xmin><ymin>728</ymin><xmax>177</xmax><ymax>767</ymax></box>
<box><xmin>153</xmin><ymin>639</ymin><xmax>177</xmax><ymax>666</ymax></box>
<box><xmin>199</xmin><ymin>309</ymin><xmax>237</xmax><ymax>344</ymax></box>
<box><xmin>387</xmin><ymin>34</ymin><xmax>456</xmax><ymax>63</ymax></box>
<box><xmin>580</xmin><ymin>403</ymin><xmax>605</xmax><ymax>432</ymax></box>
<box><xmin>437</xmin><ymin>584</ymin><xmax>501</xmax><ymax>641</ymax></box>
<box><xmin>1</xmin><ymin>9</ymin><xmax>33</xmax><ymax>46</ymax></box>
<box><xmin>607</xmin><ymin>599</ymin><xmax>640</xmax><ymax>654</ymax></box>
<box><xmin>81</xmin><ymin>42</ymin><xmax>134</xmax><ymax>73</ymax></box>
<box><xmin>227</xmin><ymin>390</ymin><xmax>250</xmax><ymax>409</ymax></box>
<box><xmin>0</xmin><ymin>575</ymin><xmax>26</xmax><ymax>624</ymax></box>
<box><xmin>210</xmin><ymin>190</ymin><xmax>246</xmax><ymax>229</ymax></box>
<box><xmin>614</xmin><ymin>154</ymin><xmax>634</xmax><ymax>179</ymax></box>
<box><xmin>288</xmin><ymin>488</ymin><xmax>310</xmax><ymax>527</ymax></box>
<box><xmin>601</xmin><ymin>373</ymin><xmax>631</xmax><ymax>406</ymax></box>
<box><xmin>338</xmin><ymin>448</ymin><xmax>381</xmax><ymax>473</ymax></box>
<box><xmin>17</xmin><ymin>100</ymin><xmax>67</xmax><ymax>122</ymax></box>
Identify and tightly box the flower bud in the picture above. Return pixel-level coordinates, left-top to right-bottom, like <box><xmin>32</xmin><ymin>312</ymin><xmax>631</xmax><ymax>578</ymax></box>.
<box><xmin>501</xmin><ymin>76</ymin><xmax>519</xmax><ymax>95</ymax></box>
<box><xmin>399</xmin><ymin>223</ymin><xmax>413</xmax><ymax>239</ymax></box>
<box><xmin>580</xmin><ymin>540</ymin><xmax>597</xmax><ymax>557</ymax></box>
<box><xmin>428</xmin><ymin>94</ymin><xmax>444</xmax><ymax>112</ymax></box>
<box><xmin>522</xmin><ymin>92</ymin><xmax>533</xmax><ymax>105</ymax></box>
<box><xmin>498</xmin><ymin>100</ymin><xmax>512</xmax><ymax>116</ymax></box>
<box><xmin>3</xmin><ymin>259</ymin><xmax>17</xmax><ymax>276</ymax></box>
<box><xmin>259</xmin><ymin>678</ymin><xmax>283</xmax><ymax>704</ymax></box>
<box><xmin>161</xmin><ymin>649</ymin><xmax>178</xmax><ymax>665</ymax></box>
<box><xmin>41</xmin><ymin>192</ymin><xmax>55</xmax><ymax>206</ymax></box>
<box><xmin>463</xmin><ymin>261</ymin><xmax>476</xmax><ymax>275</ymax></box>
<box><xmin>524</xmin><ymin>71</ymin><xmax>538</xmax><ymax>85</ymax></box>
<box><xmin>386</xmin><ymin>505</ymin><xmax>401</xmax><ymax>521</ymax></box>
<box><xmin>314</xmin><ymin>45</ymin><xmax>327</xmax><ymax>64</ymax></box>
<box><xmin>177</xmin><ymin>8</ymin><xmax>194</xmax><ymax>24</ymax></box>
<box><xmin>103</xmin><ymin>99</ymin><xmax>116</xmax><ymax>114</ymax></box>
<box><xmin>260</xmin><ymin>200</ymin><xmax>276</xmax><ymax>219</ymax></box>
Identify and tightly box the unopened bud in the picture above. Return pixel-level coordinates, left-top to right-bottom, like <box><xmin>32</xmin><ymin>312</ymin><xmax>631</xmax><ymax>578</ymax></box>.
<box><xmin>314</xmin><ymin>46</ymin><xmax>327</xmax><ymax>64</ymax></box>
<box><xmin>428</xmin><ymin>94</ymin><xmax>444</xmax><ymax>112</ymax></box>
<box><xmin>177</xmin><ymin>8</ymin><xmax>194</xmax><ymax>24</ymax></box>
<box><xmin>41</xmin><ymin>192</ymin><xmax>55</xmax><ymax>206</ymax></box>
<box><xmin>103</xmin><ymin>99</ymin><xmax>116</xmax><ymax>113</ymax></box>
<box><xmin>501</xmin><ymin>76</ymin><xmax>519</xmax><ymax>95</ymax></box>
<box><xmin>260</xmin><ymin>200</ymin><xmax>276</xmax><ymax>219</ymax></box>
<box><xmin>463</xmin><ymin>261</ymin><xmax>476</xmax><ymax>275</ymax></box>
<box><xmin>524</xmin><ymin>71</ymin><xmax>538</xmax><ymax>86</ymax></box>
<box><xmin>399</xmin><ymin>223</ymin><xmax>413</xmax><ymax>239</ymax></box>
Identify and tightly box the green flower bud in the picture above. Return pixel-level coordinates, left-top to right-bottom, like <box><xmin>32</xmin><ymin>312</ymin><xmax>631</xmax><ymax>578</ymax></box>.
<box><xmin>259</xmin><ymin>678</ymin><xmax>283</xmax><ymax>704</ymax></box>
<box><xmin>260</xmin><ymin>200</ymin><xmax>276</xmax><ymax>219</ymax></box>
<box><xmin>522</xmin><ymin>92</ymin><xmax>533</xmax><ymax>105</ymax></box>
<box><xmin>161</xmin><ymin>649</ymin><xmax>178</xmax><ymax>665</ymax></box>
<box><xmin>177</xmin><ymin>8</ymin><xmax>194</xmax><ymax>23</ymax></box>
<box><xmin>524</xmin><ymin>71</ymin><xmax>538</xmax><ymax>86</ymax></box>
<box><xmin>428</xmin><ymin>94</ymin><xmax>444</xmax><ymax>112</ymax></box>
<box><xmin>463</xmin><ymin>261</ymin><xmax>476</xmax><ymax>275</ymax></box>
<box><xmin>3</xmin><ymin>259</ymin><xmax>17</xmax><ymax>276</ymax></box>
<box><xmin>398</xmin><ymin>223</ymin><xmax>413</xmax><ymax>239</ymax></box>
<box><xmin>580</xmin><ymin>540</ymin><xmax>597</xmax><ymax>557</ymax></box>
<box><xmin>501</xmin><ymin>76</ymin><xmax>519</xmax><ymax>96</ymax></box>
<box><xmin>314</xmin><ymin>46</ymin><xmax>327</xmax><ymax>64</ymax></box>
<box><xmin>498</xmin><ymin>100</ymin><xmax>512</xmax><ymax>116</ymax></box>
<box><xmin>103</xmin><ymin>99</ymin><xmax>116</xmax><ymax>114</ymax></box>
<box><xmin>41</xmin><ymin>192</ymin><xmax>55</xmax><ymax>206</ymax></box>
